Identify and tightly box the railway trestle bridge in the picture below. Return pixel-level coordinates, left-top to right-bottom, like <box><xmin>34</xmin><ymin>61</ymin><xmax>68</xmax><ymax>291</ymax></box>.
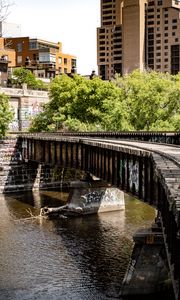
<box><xmin>19</xmin><ymin>131</ymin><xmax>180</xmax><ymax>299</ymax></box>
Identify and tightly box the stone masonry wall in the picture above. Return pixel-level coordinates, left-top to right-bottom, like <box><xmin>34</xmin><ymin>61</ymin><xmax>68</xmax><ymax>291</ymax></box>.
<box><xmin>0</xmin><ymin>138</ymin><xmax>86</xmax><ymax>193</ymax></box>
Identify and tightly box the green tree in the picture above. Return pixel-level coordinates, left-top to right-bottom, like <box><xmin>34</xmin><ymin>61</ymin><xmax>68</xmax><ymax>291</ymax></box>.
<box><xmin>10</xmin><ymin>67</ymin><xmax>48</xmax><ymax>90</ymax></box>
<box><xmin>29</xmin><ymin>71</ymin><xmax>180</xmax><ymax>133</ymax></box>
<box><xmin>0</xmin><ymin>93</ymin><xmax>14</xmax><ymax>137</ymax></box>
<box><xmin>30</xmin><ymin>74</ymin><xmax>128</xmax><ymax>132</ymax></box>
<box><xmin>115</xmin><ymin>70</ymin><xmax>180</xmax><ymax>131</ymax></box>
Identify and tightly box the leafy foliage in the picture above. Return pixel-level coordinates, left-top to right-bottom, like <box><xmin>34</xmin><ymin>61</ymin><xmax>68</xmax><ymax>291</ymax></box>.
<box><xmin>10</xmin><ymin>67</ymin><xmax>48</xmax><ymax>90</ymax></box>
<box><xmin>115</xmin><ymin>70</ymin><xmax>180</xmax><ymax>131</ymax></box>
<box><xmin>0</xmin><ymin>93</ymin><xmax>14</xmax><ymax>137</ymax></box>
<box><xmin>29</xmin><ymin>71</ymin><xmax>180</xmax><ymax>132</ymax></box>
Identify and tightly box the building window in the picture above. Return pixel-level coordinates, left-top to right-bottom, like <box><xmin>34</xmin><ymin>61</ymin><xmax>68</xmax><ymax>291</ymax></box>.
<box><xmin>149</xmin><ymin>34</ymin><xmax>154</xmax><ymax>39</ymax></box>
<box><xmin>64</xmin><ymin>68</ymin><xmax>67</xmax><ymax>73</ymax></box>
<box><xmin>17</xmin><ymin>42</ymin><xmax>22</xmax><ymax>52</ymax></box>
<box><xmin>99</xmin><ymin>28</ymin><xmax>105</xmax><ymax>33</ymax></box>
<box><xmin>29</xmin><ymin>41</ymin><xmax>37</xmax><ymax>49</ymax></box>
<box><xmin>71</xmin><ymin>59</ymin><xmax>76</xmax><ymax>68</ymax></box>
<box><xmin>64</xmin><ymin>58</ymin><xmax>67</xmax><ymax>65</ymax></box>
<box><xmin>58</xmin><ymin>57</ymin><xmax>62</xmax><ymax>64</ymax></box>
<box><xmin>17</xmin><ymin>55</ymin><xmax>22</xmax><ymax>63</ymax></box>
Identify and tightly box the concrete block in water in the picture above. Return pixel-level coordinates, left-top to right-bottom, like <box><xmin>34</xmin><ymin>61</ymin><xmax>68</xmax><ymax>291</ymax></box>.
<box><xmin>68</xmin><ymin>187</ymin><xmax>125</xmax><ymax>214</ymax></box>
<box><xmin>41</xmin><ymin>187</ymin><xmax>125</xmax><ymax>217</ymax></box>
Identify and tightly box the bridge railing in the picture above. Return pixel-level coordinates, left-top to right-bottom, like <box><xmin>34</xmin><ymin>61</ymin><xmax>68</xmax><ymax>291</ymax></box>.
<box><xmin>19</xmin><ymin>131</ymin><xmax>180</xmax><ymax>145</ymax></box>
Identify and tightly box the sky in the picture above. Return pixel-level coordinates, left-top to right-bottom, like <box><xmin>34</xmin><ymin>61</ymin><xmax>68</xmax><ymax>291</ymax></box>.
<box><xmin>7</xmin><ymin>0</ymin><xmax>100</xmax><ymax>75</ymax></box>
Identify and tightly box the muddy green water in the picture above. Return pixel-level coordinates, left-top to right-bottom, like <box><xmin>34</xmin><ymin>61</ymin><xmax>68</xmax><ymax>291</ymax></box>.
<box><xmin>0</xmin><ymin>190</ymin><xmax>156</xmax><ymax>300</ymax></box>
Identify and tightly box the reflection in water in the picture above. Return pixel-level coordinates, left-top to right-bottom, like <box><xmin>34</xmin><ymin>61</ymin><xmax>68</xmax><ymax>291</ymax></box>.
<box><xmin>0</xmin><ymin>191</ymin><xmax>156</xmax><ymax>300</ymax></box>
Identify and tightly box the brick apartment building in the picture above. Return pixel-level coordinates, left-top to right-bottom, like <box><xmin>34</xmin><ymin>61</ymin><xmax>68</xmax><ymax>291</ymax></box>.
<box><xmin>97</xmin><ymin>0</ymin><xmax>180</xmax><ymax>80</ymax></box>
<box><xmin>0</xmin><ymin>38</ymin><xmax>16</xmax><ymax>85</ymax></box>
<box><xmin>5</xmin><ymin>37</ymin><xmax>77</xmax><ymax>79</ymax></box>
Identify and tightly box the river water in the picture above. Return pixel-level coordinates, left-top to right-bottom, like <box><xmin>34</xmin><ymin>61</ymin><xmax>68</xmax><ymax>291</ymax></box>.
<box><xmin>0</xmin><ymin>190</ymin><xmax>156</xmax><ymax>300</ymax></box>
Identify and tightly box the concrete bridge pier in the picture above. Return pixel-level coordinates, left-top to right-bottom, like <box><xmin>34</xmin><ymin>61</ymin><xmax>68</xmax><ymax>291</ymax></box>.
<box><xmin>120</xmin><ymin>218</ymin><xmax>174</xmax><ymax>298</ymax></box>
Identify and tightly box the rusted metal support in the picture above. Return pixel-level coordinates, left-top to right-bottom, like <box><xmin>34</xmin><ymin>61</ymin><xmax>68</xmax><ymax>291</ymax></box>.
<box><xmin>108</xmin><ymin>150</ymin><xmax>113</xmax><ymax>184</ymax></box>
<box><xmin>126</xmin><ymin>154</ymin><xmax>130</xmax><ymax>192</ymax></box>
<box><xmin>116</xmin><ymin>151</ymin><xmax>120</xmax><ymax>187</ymax></box>
<box><xmin>111</xmin><ymin>151</ymin><xmax>117</xmax><ymax>186</ymax></box>
<box><xmin>58</xmin><ymin>142</ymin><xmax>62</xmax><ymax>165</ymax></box>
<box><xmin>54</xmin><ymin>141</ymin><xmax>57</xmax><ymax>165</ymax></box>
<box><xmin>29</xmin><ymin>139</ymin><xmax>33</xmax><ymax>161</ymax></box>
<box><xmin>66</xmin><ymin>143</ymin><xmax>71</xmax><ymax>167</ymax></box>
<box><xmin>95</xmin><ymin>146</ymin><xmax>98</xmax><ymax>176</ymax></box>
<box><xmin>84</xmin><ymin>145</ymin><xmax>89</xmax><ymax>171</ymax></box>
<box><xmin>33</xmin><ymin>140</ymin><xmax>37</xmax><ymax>161</ymax></box>
<box><xmin>70</xmin><ymin>143</ymin><xmax>74</xmax><ymax>168</ymax></box>
<box><xmin>99</xmin><ymin>147</ymin><xmax>103</xmax><ymax>179</ymax></box>
<box><xmin>94</xmin><ymin>146</ymin><xmax>98</xmax><ymax>176</ymax></box>
<box><xmin>76</xmin><ymin>143</ymin><xmax>80</xmax><ymax>169</ymax></box>
<box><xmin>89</xmin><ymin>146</ymin><xmax>93</xmax><ymax>173</ymax></box>
<box><xmin>144</xmin><ymin>157</ymin><xmax>152</xmax><ymax>203</ymax></box>
<box><xmin>120</xmin><ymin>152</ymin><xmax>126</xmax><ymax>190</ymax></box>
<box><xmin>44</xmin><ymin>141</ymin><xmax>50</xmax><ymax>164</ymax></box>
<box><xmin>100</xmin><ymin>148</ymin><xmax>104</xmax><ymax>180</ymax></box>
<box><xmin>138</xmin><ymin>156</ymin><xmax>143</xmax><ymax>200</ymax></box>
<box><xmin>48</xmin><ymin>141</ymin><xmax>51</xmax><ymax>164</ymax></box>
<box><xmin>50</xmin><ymin>141</ymin><xmax>55</xmax><ymax>165</ymax></box>
<box><xmin>54</xmin><ymin>142</ymin><xmax>59</xmax><ymax>165</ymax></box>
<box><xmin>105</xmin><ymin>149</ymin><xmax>109</xmax><ymax>182</ymax></box>
<box><xmin>61</xmin><ymin>143</ymin><xmax>66</xmax><ymax>167</ymax></box>
<box><xmin>34</xmin><ymin>140</ymin><xmax>43</xmax><ymax>162</ymax></box>
<box><xmin>104</xmin><ymin>149</ymin><xmax>109</xmax><ymax>182</ymax></box>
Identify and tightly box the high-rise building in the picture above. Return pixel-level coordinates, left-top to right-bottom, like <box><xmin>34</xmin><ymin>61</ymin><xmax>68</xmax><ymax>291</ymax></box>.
<box><xmin>97</xmin><ymin>0</ymin><xmax>180</xmax><ymax>79</ymax></box>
